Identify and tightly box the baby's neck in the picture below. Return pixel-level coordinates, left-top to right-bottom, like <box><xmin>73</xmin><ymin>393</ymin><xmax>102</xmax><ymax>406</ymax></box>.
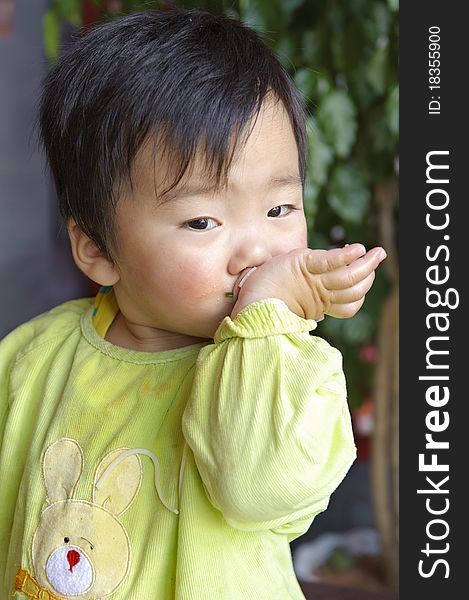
<box><xmin>105</xmin><ymin>311</ymin><xmax>209</xmax><ymax>352</ymax></box>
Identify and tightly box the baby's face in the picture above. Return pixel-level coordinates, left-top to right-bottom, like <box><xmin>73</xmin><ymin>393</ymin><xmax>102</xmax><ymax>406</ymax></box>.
<box><xmin>111</xmin><ymin>100</ymin><xmax>307</xmax><ymax>348</ymax></box>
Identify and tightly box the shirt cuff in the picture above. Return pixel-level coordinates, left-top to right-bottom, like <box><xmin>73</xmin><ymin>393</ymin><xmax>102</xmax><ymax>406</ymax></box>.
<box><xmin>214</xmin><ymin>298</ymin><xmax>317</xmax><ymax>343</ymax></box>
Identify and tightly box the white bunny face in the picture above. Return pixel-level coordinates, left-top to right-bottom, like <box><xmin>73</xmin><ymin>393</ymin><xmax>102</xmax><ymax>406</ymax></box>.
<box><xmin>46</xmin><ymin>545</ymin><xmax>94</xmax><ymax>595</ymax></box>
<box><xmin>29</xmin><ymin>438</ymin><xmax>142</xmax><ymax>600</ymax></box>
<box><xmin>32</xmin><ymin>500</ymin><xmax>131</xmax><ymax>598</ymax></box>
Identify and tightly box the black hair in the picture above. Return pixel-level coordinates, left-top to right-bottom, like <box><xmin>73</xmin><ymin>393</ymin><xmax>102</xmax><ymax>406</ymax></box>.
<box><xmin>39</xmin><ymin>8</ymin><xmax>307</xmax><ymax>259</ymax></box>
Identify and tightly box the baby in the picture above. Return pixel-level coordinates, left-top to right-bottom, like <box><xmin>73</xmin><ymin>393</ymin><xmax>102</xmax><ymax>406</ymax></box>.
<box><xmin>0</xmin><ymin>8</ymin><xmax>385</xmax><ymax>600</ymax></box>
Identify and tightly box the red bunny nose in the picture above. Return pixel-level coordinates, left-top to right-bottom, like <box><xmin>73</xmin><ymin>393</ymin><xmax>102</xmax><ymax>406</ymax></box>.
<box><xmin>67</xmin><ymin>549</ymin><xmax>80</xmax><ymax>573</ymax></box>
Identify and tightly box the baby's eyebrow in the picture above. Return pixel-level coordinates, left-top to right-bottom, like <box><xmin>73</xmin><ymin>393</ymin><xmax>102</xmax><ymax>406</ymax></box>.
<box><xmin>155</xmin><ymin>173</ymin><xmax>303</xmax><ymax>208</ymax></box>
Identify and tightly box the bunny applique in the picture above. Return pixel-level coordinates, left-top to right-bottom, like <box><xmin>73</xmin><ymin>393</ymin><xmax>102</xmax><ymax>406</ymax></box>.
<box><xmin>14</xmin><ymin>437</ymin><xmax>178</xmax><ymax>600</ymax></box>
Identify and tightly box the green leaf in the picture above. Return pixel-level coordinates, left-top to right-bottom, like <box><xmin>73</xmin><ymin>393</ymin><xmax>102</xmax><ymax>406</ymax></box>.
<box><xmin>366</xmin><ymin>44</ymin><xmax>388</xmax><ymax>96</ymax></box>
<box><xmin>371</xmin><ymin>2</ymin><xmax>390</xmax><ymax>37</ymax></box>
<box><xmin>315</xmin><ymin>74</ymin><xmax>332</xmax><ymax>98</ymax></box>
<box><xmin>303</xmin><ymin>176</ymin><xmax>320</xmax><ymax>226</ymax></box>
<box><xmin>367</xmin><ymin>105</ymin><xmax>395</xmax><ymax>154</ymax></box>
<box><xmin>317</xmin><ymin>90</ymin><xmax>357</xmax><ymax>158</ymax></box>
<box><xmin>327</xmin><ymin>164</ymin><xmax>370</xmax><ymax>223</ymax></box>
<box><xmin>348</xmin><ymin>64</ymin><xmax>376</xmax><ymax>110</ymax></box>
<box><xmin>308</xmin><ymin>229</ymin><xmax>330</xmax><ymax>251</ymax></box>
<box><xmin>281</xmin><ymin>0</ymin><xmax>303</xmax><ymax>18</ymax></box>
<box><xmin>387</xmin><ymin>0</ymin><xmax>399</xmax><ymax>13</ymax></box>
<box><xmin>386</xmin><ymin>85</ymin><xmax>399</xmax><ymax>136</ymax></box>
<box><xmin>43</xmin><ymin>8</ymin><xmax>61</xmax><ymax>63</ymax></box>
<box><xmin>294</xmin><ymin>68</ymin><xmax>316</xmax><ymax>102</ymax></box>
<box><xmin>319</xmin><ymin>315</ymin><xmax>343</xmax><ymax>339</ymax></box>
<box><xmin>306</xmin><ymin>119</ymin><xmax>333</xmax><ymax>186</ymax></box>
<box><xmin>301</xmin><ymin>30</ymin><xmax>321</xmax><ymax>64</ymax></box>
<box><xmin>331</xmin><ymin>21</ymin><xmax>364</xmax><ymax>76</ymax></box>
<box><xmin>342</xmin><ymin>311</ymin><xmax>374</xmax><ymax>344</ymax></box>
<box><xmin>55</xmin><ymin>0</ymin><xmax>82</xmax><ymax>27</ymax></box>
<box><xmin>320</xmin><ymin>310</ymin><xmax>374</xmax><ymax>345</ymax></box>
<box><xmin>275</xmin><ymin>36</ymin><xmax>297</xmax><ymax>70</ymax></box>
<box><xmin>326</xmin><ymin>2</ymin><xmax>346</xmax><ymax>31</ymax></box>
<box><xmin>239</xmin><ymin>0</ymin><xmax>269</xmax><ymax>33</ymax></box>
<box><xmin>362</xmin><ymin>2</ymin><xmax>389</xmax><ymax>43</ymax></box>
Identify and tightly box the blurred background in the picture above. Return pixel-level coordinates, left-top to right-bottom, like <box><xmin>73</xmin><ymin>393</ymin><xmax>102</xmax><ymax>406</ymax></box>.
<box><xmin>0</xmin><ymin>0</ymin><xmax>398</xmax><ymax>596</ymax></box>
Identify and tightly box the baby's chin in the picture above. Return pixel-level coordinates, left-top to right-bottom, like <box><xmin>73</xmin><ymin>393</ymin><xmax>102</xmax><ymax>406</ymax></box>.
<box><xmin>143</xmin><ymin>296</ymin><xmax>236</xmax><ymax>345</ymax></box>
<box><xmin>186</xmin><ymin>304</ymin><xmax>235</xmax><ymax>341</ymax></box>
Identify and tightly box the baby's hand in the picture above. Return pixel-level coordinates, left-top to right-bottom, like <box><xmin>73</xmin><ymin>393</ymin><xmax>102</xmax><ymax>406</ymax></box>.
<box><xmin>230</xmin><ymin>244</ymin><xmax>387</xmax><ymax>322</ymax></box>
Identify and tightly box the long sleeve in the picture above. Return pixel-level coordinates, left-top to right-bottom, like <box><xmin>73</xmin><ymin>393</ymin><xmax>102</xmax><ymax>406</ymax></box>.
<box><xmin>182</xmin><ymin>298</ymin><xmax>357</xmax><ymax>538</ymax></box>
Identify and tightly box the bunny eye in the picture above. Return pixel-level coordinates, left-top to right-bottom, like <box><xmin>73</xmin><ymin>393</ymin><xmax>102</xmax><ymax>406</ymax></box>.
<box><xmin>64</xmin><ymin>537</ymin><xmax>70</xmax><ymax>543</ymax></box>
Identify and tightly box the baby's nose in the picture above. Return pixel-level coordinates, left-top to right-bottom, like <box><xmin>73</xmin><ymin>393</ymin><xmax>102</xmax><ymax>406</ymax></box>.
<box><xmin>228</xmin><ymin>236</ymin><xmax>272</xmax><ymax>276</ymax></box>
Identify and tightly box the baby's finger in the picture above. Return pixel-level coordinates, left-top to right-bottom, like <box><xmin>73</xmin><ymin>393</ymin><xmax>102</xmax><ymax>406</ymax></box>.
<box><xmin>329</xmin><ymin>271</ymin><xmax>375</xmax><ymax>305</ymax></box>
<box><xmin>326</xmin><ymin>297</ymin><xmax>366</xmax><ymax>319</ymax></box>
<box><xmin>322</xmin><ymin>247</ymin><xmax>386</xmax><ymax>290</ymax></box>
<box><xmin>306</xmin><ymin>243</ymin><xmax>366</xmax><ymax>274</ymax></box>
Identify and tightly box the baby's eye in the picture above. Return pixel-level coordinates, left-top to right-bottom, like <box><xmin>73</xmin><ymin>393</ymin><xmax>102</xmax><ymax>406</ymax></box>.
<box><xmin>268</xmin><ymin>204</ymin><xmax>298</xmax><ymax>218</ymax></box>
<box><xmin>64</xmin><ymin>537</ymin><xmax>70</xmax><ymax>543</ymax></box>
<box><xmin>183</xmin><ymin>217</ymin><xmax>219</xmax><ymax>231</ymax></box>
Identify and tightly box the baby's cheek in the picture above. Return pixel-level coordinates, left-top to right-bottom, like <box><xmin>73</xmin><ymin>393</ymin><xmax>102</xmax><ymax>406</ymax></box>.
<box><xmin>288</xmin><ymin>229</ymin><xmax>308</xmax><ymax>252</ymax></box>
<box><xmin>284</xmin><ymin>217</ymin><xmax>308</xmax><ymax>250</ymax></box>
<box><xmin>173</xmin><ymin>261</ymin><xmax>219</xmax><ymax>301</ymax></box>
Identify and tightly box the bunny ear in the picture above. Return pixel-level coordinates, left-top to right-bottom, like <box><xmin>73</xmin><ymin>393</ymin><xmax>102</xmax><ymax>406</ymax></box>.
<box><xmin>93</xmin><ymin>448</ymin><xmax>142</xmax><ymax>516</ymax></box>
<box><xmin>43</xmin><ymin>438</ymin><xmax>83</xmax><ymax>503</ymax></box>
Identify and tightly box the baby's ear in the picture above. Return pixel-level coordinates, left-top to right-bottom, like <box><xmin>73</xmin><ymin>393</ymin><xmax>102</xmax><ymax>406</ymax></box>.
<box><xmin>67</xmin><ymin>218</ymin><xmax>119</xmax><ymax>286</ymax></box>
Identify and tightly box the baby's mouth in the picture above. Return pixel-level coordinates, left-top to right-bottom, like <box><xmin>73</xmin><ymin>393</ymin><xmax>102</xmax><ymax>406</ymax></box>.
<box><xmin>229</xmin><ymin>267</ymin><xmax>258</xmax><ymax>302</ymax></box>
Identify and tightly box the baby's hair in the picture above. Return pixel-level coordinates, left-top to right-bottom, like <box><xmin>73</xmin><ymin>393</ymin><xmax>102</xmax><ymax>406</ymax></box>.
<box><xmin>38</xmin><ymin>8</ymin><xmax>307</xmax><ymax>259</ymax></box>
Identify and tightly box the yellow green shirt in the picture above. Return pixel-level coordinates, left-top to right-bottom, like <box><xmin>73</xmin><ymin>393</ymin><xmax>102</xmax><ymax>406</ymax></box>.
<box><xmin>0</xmin><ymin>289</ymin><xmax>356</xmax><ymax>599</ymax></box>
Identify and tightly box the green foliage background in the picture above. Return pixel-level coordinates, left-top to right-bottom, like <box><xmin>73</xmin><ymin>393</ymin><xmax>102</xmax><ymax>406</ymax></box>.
<box><xmin>44</xmin><ymin>0</ymin><xmax>399</xmax><ymax>411</ymax></box>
